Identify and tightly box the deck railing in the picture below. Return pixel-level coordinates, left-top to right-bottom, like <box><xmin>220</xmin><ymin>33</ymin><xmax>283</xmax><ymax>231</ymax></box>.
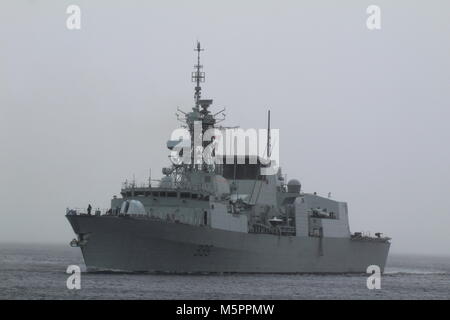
<box><xmin>66</xmin><ymin>207</ymin><xmax>111</xmax><ymax>216</ymax></box>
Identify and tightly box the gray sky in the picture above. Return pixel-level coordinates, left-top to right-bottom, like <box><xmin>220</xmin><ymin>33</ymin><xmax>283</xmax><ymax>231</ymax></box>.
<box><xmin>0</xmin><ymin>0</ymin><xmax>449</xmax><ymax>255</ymax></box>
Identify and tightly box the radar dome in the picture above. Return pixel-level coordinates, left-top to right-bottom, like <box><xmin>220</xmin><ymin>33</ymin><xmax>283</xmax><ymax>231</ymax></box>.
<box><xmin>287</xmin><ymin>179</ymin><xmax>301</xmax><ymax>193</ymax></box>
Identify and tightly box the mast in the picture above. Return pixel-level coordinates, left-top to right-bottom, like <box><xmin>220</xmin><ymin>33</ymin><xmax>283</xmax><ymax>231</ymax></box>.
<box><xmin>192</xmin><ymin>41</ymin><xmax>205</xmax><ymax>109</ymax></box>
<box><xmin>267</xmin><ymin>110</ymin><xmax>271</xmax><ymax>158</ymax></box>
<box><xmin>181</xmin><ymin>42</ymin><xmax>218</xmax><ymax>175</ymax></box>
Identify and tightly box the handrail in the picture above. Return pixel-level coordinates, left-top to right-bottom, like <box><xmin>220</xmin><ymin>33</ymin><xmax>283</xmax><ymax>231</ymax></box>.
<box><xmin>66</xmin><ymin>207</ymin><xmax>111</xmax><ymax>216</ymax></box>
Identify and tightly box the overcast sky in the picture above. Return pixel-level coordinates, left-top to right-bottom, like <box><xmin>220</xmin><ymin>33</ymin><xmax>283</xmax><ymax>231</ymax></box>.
<box><xmin>0</xmin><ymin>0</ymin><xmax>449</xmax><ymax>255</ymax></box>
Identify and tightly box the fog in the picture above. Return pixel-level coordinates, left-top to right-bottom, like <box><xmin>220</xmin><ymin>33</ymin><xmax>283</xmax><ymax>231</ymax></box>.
<box><xmin>0</xmin><ymin>0</ymin><xmax>449</xmax><ymax>255</ymax></box>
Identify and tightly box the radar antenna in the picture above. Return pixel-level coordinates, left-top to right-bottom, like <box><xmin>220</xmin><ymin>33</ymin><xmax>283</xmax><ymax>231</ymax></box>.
<box><xmin>192</xmin><ymin>41</ymin><xmax>205</xmax><ymax>109</ymax></box>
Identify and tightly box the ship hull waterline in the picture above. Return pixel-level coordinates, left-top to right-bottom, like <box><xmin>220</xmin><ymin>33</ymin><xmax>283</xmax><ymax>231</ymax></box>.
<box><xmin>67</xmin><ymin>215</ymin><xmax>390</xmax><ymax>274</ymax></box>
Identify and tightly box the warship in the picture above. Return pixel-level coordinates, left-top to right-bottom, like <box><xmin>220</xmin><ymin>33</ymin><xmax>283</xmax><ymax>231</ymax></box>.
<box><xmin>66</xmin><ymin>43</ymin><xmax>390</xmax><ymax>273</ymax></box>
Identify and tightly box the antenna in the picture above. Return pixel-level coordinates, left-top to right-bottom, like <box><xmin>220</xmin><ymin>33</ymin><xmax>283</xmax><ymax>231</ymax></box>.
<box><xmin>192</xmin><ymin>41</ymin><xmax>205</xmax><ymax>109</ymax></box>
<box><xmin>267</xmin><ymin>110</ymin><xmax>271</xmax><ymax>158</ymax></box>
<box><xmin>148</xmin><ymin>168</ymin><xmax>152</xmax><ymax>188</ymax></box>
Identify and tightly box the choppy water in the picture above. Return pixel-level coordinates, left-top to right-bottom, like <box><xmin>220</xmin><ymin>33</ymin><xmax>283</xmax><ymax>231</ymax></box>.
<box><xmin>0</xmin><ymin>243</ymin><xmax>448</xmax><ymax>299</ymax></box>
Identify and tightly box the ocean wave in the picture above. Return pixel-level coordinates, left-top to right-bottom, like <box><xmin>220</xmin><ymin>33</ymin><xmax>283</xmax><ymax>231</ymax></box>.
<box><xmin>384</xmin><ymin>268</ymin><xmax>449</xmax><ymax>276</ymax></box>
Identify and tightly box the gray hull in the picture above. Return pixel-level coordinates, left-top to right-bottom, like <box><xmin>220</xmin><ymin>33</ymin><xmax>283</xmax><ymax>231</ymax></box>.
<box><xmin>67</xmin><ymin>215</ymin><xmax>390</xmax><ymax>273</ymax></box>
